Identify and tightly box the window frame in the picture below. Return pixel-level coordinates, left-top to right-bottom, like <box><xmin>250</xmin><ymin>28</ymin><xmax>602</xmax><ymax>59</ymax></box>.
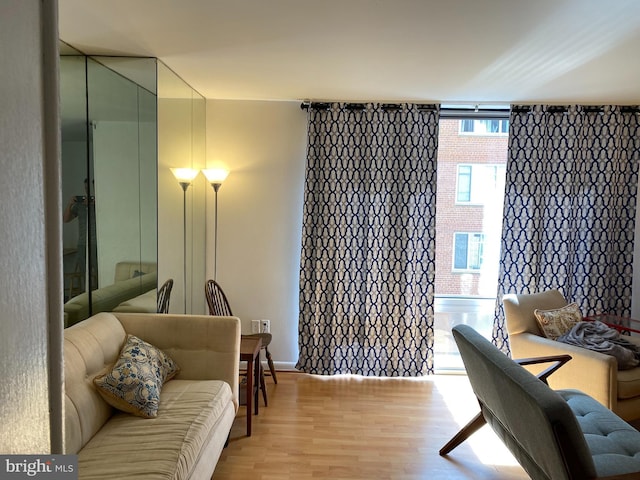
<box><xmin>455</xmin><ymin>163</ymin><xmax>506</xmax><ymax>206</ymax></box>
<box><xmin>458</xmin><ymin>119</ymin><xmax>509</xmax><ymax>136</ymax></box>
<box><xmin>452</xmin><ymin>232</ymin><xmax>485</xmax><ymax>272</ymax></box>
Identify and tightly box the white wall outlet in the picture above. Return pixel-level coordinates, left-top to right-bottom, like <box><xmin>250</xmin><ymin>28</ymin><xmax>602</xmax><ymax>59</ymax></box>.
<box><xmin>260</xmin><ymin>319</ymin><xmax>270</xmax><ymax>333</ymax></box>
<box><xmin>251</xmin><ymin>319</ymin><xmax>261</xmax><ymax>334</ymax></box>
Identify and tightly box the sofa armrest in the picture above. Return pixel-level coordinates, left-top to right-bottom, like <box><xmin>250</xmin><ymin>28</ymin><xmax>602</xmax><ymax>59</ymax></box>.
<box><xmin>510</xmin><ymin>332</ymin><xmax>617</xmax><ymax>409</ymax></box>
<box><xmin>112</xmin><ymin>313</ymin><xmax>241</xmax><ymax>408</ymax></box>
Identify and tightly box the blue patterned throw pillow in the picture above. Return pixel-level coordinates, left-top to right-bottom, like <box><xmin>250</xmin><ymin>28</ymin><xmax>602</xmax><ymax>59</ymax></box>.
<box><xmin>93</xmin><ymin>334</ymin><xmax>179</xmax><ymax>418</ymax></box>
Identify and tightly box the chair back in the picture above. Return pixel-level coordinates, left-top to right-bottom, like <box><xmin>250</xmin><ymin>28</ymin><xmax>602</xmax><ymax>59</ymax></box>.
<box><xmin>205</xmin><ymin>280</ymin><xmax>233</xmax><ymax>316</ymax></box>
<box><xmin>503</xmin><ymin>289</ymin><xmax>567</xmax><ymax>336</ymax></box>
<box><xmin>452</xmin><ymin>324</ymin><xmax>596</xmax><ymax>480</ymax></box>
<box><xmin>157</xmin><ymin>278</ymin><xmax>173</xmax><ymax>314</ymax></box>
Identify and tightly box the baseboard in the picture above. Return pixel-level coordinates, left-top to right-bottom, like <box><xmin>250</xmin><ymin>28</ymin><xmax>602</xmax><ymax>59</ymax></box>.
<box><xmin>269</xmin><ymin>361</ymin><xmax>299</xmax><ymax>372</ymax></box>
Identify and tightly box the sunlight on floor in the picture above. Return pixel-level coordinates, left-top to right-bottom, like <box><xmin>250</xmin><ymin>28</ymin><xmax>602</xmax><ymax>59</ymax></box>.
<box><xmin>310</xmin><ymin>372</ymin><xmax>521</xmax><ymax>469</ymax></box>
<box><xmin>435</xmin><ymin>374</ymin><xmax>522</xmax><ymax>468</ymax></box>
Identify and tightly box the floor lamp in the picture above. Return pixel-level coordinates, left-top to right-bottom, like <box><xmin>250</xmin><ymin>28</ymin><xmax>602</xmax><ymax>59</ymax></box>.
<box><xmin>170</xmin><ymin>167</ymin><xmax>199</xmax><ymax>313</ymax></box>
<box><xmin>202</xmin><ymin>168</ymin><xmax>229</xmax><ymax>281</ymax></box>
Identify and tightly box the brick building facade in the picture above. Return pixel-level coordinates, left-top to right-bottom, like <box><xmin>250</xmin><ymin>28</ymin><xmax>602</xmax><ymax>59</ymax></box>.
<box><xmin>435</xmin><ymin>118</ymin><xmax>508</xmax><ymax>296</ymax></box>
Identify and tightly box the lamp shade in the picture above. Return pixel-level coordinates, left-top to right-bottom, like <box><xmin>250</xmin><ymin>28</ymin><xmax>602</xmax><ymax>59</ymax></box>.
<box><xmin>170</xmin><ymin>167</ymin><xmax>199</xmax><ymax>183</ymax></box>
<box><xmin>202</xmin><ymin>168</ymin><xmax>229</xmax><ymax>185</ymax></box>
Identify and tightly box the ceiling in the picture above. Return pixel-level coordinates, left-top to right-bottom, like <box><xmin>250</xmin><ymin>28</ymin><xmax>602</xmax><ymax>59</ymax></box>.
<box><xmin>58</xmin><ymin>0</ymin><xmax>640</xmax><ymax>104</ymax></box>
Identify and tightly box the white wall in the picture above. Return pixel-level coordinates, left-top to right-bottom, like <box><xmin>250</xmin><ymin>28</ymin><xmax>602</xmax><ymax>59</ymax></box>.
<box><xmin>0</xmin><ymin>0</ymin><xmax>62</xmax><ymax>453</ymax></box>
<box><xmin>206</xmin><ymin>100</ymin><xmax>307</xmax><ymax>368</ymax></box>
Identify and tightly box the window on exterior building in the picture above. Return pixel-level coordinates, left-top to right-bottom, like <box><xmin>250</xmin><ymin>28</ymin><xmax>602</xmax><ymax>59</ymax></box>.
<box><xmin>456</xmin><ymin>165</ymin><xmax>471</xmax><ymax>202</ymax></box>
<box><xmin>459</xmin><ymin>119</ymin><xmax>509</xmax><ymax>135</ymax></box>
<box><xmin>453</xmin><ymin>232</ymin><xmax>485</xmax><ymax>271</ymax></box>
<box><xmin>456</xmin><ymin>164</ymin><xmax>506</xmax><ymax>205</ymax></box>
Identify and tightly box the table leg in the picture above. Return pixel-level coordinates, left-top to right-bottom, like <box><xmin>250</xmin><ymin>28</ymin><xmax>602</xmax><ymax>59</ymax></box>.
<box><xmin>246</xmin><ymin>361</ymin><xmax>253</xmax><ymax>436</ymax></box>
<box><xmin>254</xmin><ymin>355</ymin><xmax>260</xmax><ymax>415</ymax></box>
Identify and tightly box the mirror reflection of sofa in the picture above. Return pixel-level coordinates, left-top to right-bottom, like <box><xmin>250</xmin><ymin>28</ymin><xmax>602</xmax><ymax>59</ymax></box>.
<box><xmin>64</xmin><ymin>261</ymin><xmax>157</xmax><ymax>328</ymax></box>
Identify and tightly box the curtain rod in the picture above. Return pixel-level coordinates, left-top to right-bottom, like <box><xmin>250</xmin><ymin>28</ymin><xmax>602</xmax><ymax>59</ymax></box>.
<box><xmin>299</xmin><ymin>101</ymin><xmax>438</xmax><ymax>111</ymax></box>
<box><xmin>512</xmin><ymin>105</ymin><xmax>640</xmax><ymax>114</ymax></box>
<box><xmin>300</xmin><ymin>102</ymin><xmax>640</xmax><ymax>115</ymax></box>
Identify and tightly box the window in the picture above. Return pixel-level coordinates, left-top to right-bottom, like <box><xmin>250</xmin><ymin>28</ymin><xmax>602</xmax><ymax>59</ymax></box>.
<box><xmin>456</xmin><ymin>165</ymin><xmax>471</xmax><ymax>202</ymax></box>
<box><xmin>459</xmin><ymin>119</ymin><xmax>508</xmax><ymax>135</ymax></box>
<box><xmin>456</xmin><ymin>164</ymin><xmax>505</xmax><ymax>205</ymax></box>
<box><xmin>434</xmin><ymin>115</ymin><xmax>508</xmax><ymax>371</ymax></box>
<box><xmin>453</xmin><ymin>233</ymin><xmax>485</xmax><ymax>271</ymax></box>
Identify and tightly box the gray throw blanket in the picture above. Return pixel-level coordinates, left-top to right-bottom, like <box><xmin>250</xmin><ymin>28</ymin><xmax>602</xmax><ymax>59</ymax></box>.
<box><xmin>557</xmin><ymin>320</ymin><xmax>640</xmax><ymax>370</ymax></box>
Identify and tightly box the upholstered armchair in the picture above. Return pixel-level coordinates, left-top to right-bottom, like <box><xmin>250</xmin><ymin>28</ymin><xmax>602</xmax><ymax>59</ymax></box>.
<box><xmin>503</xmin><ymin>289</ymin><xmax>640</xmax><ymax>422</ymax></box>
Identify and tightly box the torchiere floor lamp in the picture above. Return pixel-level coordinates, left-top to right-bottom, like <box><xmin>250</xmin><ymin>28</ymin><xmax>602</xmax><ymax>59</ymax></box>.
<box><xmin>170</xmin><ymin>167</ymin><xmax>199</xmax><ymax>313</ymax></box>
<box><xmin>202</xmin><ymin>168</ymin><xmax>229</xmax><ymax>281</ymax></box>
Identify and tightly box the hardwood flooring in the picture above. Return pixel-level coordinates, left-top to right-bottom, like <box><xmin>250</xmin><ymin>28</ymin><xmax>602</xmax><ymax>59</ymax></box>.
<box><xmin>213</xmin><ymin>372</ymin><xmax>529</xmax><ymax>480</ymax></box>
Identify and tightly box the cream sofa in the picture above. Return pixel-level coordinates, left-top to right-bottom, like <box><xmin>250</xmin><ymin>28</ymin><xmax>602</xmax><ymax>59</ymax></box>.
<box><xmin>65</xmin><ymin>312</ymin><xmax>240</xmax><ymax>479</ymax></box>
<box><xmin>113</xmin><ymin>288</ymin><xmax>158</xmax><ymax>313</ymax></box>
<box><xmin>64</xmin><ymin>262</ymin><xmax>158</xmax><ymax>327</ymax></box>
<box><xmin>504</xmin><ymin>289</ymin><xmax>640</xmax><ymax>422</ymax></box>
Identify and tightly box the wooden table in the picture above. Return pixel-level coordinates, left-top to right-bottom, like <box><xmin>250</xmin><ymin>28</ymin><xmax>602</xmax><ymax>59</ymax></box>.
<box><xmin>240</xmin><ymin>336</ymin><xmax>262</xmax><ymax>436</ymax></box>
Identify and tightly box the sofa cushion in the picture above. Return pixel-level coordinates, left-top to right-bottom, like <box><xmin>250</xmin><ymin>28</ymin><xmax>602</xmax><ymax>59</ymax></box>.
<box><xmin>93</xmin><ymin>335</ymin><xmax>180</xmax><ymax>418</ymax></box>
<box><xmin>534</xmin><ymin>302</ymin><xmax>583</xmax><ymax>340</ymax></box>
<box><xmin>65</xmin><ymin>313</ymin><xmax>128</xmax><ymax>454</ymax></box>
<box><xmin>77</xmin><ymin>379</ymin><xmax>234</xmax><ymax>479</ymax></box>
<box><xmin>113</xmin><ymin>289</ymin><xmax>158</xmax><ymax>313</ymax></box>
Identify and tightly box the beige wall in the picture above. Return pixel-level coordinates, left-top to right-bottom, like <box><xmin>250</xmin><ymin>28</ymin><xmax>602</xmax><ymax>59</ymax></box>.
<box><xmin>206</xmin><ymin>100</ymin><xmax>307</xmax><ymax>368</ymax></box>
<box><xmin>0</xmin><ymin>0</ymin><xmax>62</xmax><ymax>453</ymax></box>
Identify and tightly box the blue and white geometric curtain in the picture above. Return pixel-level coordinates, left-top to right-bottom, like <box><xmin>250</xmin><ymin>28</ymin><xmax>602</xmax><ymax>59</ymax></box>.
<box><xmin>493</xmin><ymin>105</ymin><xmax>640</xmax><ymax>352</ymax></box>
<box><xmin>296</xmin><ymin>103</ymin><xmax>440</xmax><ymax>376</ymax></box>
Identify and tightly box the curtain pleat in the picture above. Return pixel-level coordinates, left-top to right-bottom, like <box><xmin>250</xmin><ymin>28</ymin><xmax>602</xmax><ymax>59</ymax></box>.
<box><xmin>493</xmin><ymin>105</ymin><xmax>640</xmax><ymax>353</ymax></box>
<box><xmin>297</xmin><ymin>103</ymin><xmax>439</xmax><ymax>376</ymax></box>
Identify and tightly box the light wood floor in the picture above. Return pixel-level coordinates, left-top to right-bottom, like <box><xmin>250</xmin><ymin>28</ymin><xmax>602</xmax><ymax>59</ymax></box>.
<box><xmin>213</xmin><ymin>372</ymin><xmax>529</xmax><ymax>480</ymax></box>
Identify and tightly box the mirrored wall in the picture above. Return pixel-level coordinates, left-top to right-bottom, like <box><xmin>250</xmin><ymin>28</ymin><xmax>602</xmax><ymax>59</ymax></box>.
<box><xmin>60</xmin><ymin>43</ymin><xmax>206</xmax><ymax>326</ymax></box>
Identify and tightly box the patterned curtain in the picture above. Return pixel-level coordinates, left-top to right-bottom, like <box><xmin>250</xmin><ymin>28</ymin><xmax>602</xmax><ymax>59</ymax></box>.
<box><xmin>296</xmin><ymin>103</ymin><xmax>439</xmax><ymax>376</ymax></box>
<box><xmin>493</xmin><ymin>105</ymin><xmax>640</xmax><ymax>352</ymax></box>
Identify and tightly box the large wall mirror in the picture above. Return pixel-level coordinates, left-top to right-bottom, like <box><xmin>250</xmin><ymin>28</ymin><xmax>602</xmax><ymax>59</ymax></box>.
<box><xmin>157</xmin><ymin>62</ymin><xmax>206</xmax><ymax>316</ymax></box>
<box><xmin>60</xmin><ymin>42</ymin><xmax>206</xmax><ymax>326</ymax></box>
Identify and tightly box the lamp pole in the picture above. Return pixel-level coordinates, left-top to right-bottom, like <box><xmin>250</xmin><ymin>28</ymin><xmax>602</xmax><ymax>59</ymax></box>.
<box><xmin>212</xmin><ymin>182</ymin><xmax>222</xmax><ymax>281</ymax></box>
<box><xmin>170</xmin><ymin>168</ymin><xmax>198</xmax><ymax>314</ymax></box>
<box><xmin>202</xmin><ymin>168</ymin><xmax>229</xmax><ymax>282</ymax></box>
<box><xmin>179</xmin><ymin>181</ymin><xmax>189</xmax><ymax>314</ymax></box>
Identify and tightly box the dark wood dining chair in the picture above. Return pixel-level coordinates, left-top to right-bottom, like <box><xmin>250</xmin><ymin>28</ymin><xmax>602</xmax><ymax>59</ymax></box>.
<box><xmin>205</xmin><ymin>280</ymin><xmax>277</xmax><ymax>406</ymax></box>
<box><xmin>157</xmin><ymin>278</ymin><xmax>173</xmax><ymax>314</ymax></box>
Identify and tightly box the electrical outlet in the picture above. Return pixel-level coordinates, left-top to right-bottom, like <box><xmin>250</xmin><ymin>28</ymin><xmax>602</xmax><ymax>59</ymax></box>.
<box><xmin>251</xmin><ymin>319</ymin><xmax>261</xmax><ymax>334</ymax></box>
<box><xmin>261</xmin><ymin>319</ymin><xmax>270</xmax><ymax>333</ymax></box>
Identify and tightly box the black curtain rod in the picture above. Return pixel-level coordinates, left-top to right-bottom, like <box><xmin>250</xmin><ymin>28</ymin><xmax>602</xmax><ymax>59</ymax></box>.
<box><xmin>300</xmin><ymin>102</ymin><xmax>438</xmax><ymax>111</ymax></box>
<box><xmin>512</xmin><ymin>105</ymin><xmax>640</xmax><ymax>115</ymax></box>
<box><xmin>301</xmin><ymin>102</ymin><xmax>640</xmax><ymax>114</ymax></box>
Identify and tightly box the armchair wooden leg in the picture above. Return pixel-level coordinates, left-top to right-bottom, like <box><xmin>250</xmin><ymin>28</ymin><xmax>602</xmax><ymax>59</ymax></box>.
<box><xmin>439</xmin><ymin>411</ymin><xmax>486</xmax><ymax>456</ymax></box>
